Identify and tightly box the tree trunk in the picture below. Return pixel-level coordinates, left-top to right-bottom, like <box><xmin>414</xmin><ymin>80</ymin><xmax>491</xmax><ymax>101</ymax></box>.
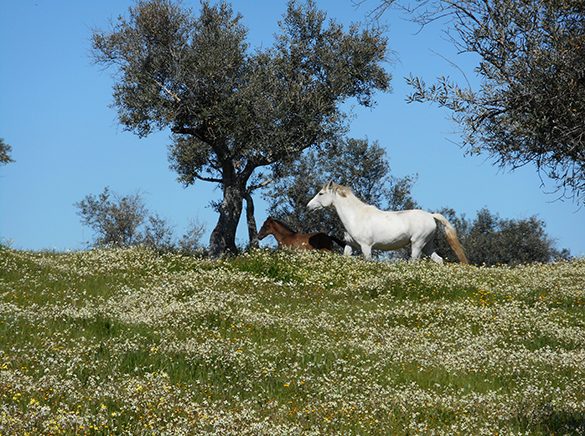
<box><xmin>208</xmin><ymin>183</ymin><xmax>245</xmax><ymax>257</ymax></box>
<box><xmin>244</xmin><ymin>191</ymin><xmax>259</xmax><ymax>249</ymax></box>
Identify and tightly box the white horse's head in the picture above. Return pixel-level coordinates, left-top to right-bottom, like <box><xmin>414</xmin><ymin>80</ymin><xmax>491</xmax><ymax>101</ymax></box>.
<box><xmin>307</xmin><ymin>181</ymin><xmax>337</xmax><ymax>210</ymax></box>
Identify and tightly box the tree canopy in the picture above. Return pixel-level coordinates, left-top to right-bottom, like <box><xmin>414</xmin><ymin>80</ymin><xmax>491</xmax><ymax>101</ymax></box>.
<box><xmin>92</xmin><ymin>0</ymin><xmax>390</xmax><ymax>256</ymax></box>
<box><xmin>366</xmin><ymin>0</ymin><xmax>585</xmax><ymax>202</ymax></box>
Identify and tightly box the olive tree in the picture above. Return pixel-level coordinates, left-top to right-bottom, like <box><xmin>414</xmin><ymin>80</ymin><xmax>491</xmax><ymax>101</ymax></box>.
<box><xmin>92</xmin><ymin>0</ymin><xmax>390</xmax><ymax>256</ymax></box>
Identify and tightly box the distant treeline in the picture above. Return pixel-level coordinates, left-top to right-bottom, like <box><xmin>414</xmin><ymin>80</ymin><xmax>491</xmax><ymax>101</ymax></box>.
<box><xmin>433</xmin><ymin>208</ymin><xmax>571</xmax><ymax>266</ymax></box>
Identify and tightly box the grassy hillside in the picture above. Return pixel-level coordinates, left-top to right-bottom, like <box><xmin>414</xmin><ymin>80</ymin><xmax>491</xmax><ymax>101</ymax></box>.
<box><xmin>0</xmin><ymin>247</ymin><xmax>584</xmax><ymax>434</ymax></box>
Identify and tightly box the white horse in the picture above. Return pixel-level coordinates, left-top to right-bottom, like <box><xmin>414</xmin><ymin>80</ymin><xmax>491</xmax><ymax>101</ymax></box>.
<box><xmin>307</xmin><ymin>181</ymin><xmax>468</xmax><ymax>264</ymax></box>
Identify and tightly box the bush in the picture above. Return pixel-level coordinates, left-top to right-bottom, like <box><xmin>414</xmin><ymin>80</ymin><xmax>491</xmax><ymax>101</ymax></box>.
<box><xmin>76</xmin><ymin>187</ymin><xmax>205</xmax><ymax>253</ymax></box>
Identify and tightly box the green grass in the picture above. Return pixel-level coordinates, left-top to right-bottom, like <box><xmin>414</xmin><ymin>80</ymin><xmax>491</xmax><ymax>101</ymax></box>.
<box><xmin>0</xmin><ymin>246</ymin><xmax>584</xmax><ymax>434</ymax></box>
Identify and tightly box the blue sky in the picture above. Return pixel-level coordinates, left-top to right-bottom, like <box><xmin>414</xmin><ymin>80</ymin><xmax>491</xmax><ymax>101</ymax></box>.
<box><xmin>1</xmin><ymin>0</ymin><xmax>583</xmax><ymax>256</ymax></box>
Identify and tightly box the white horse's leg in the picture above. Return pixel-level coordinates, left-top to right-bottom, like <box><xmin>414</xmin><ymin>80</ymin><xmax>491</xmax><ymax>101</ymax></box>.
<box><xmin>423</xmin><ymin>240</ymin><xmax>444</xmax><ymax>264</ymax></box>
<box><xmin>360</xmin><ymin>244</ymin><xmax>372</xmax><ymax>260</ymax></box>
<box><xmin>410</xmin><ymin>242</ymin><xmax>424</xmax><ymax>261</ymax></box>
<box><xmin>430</xmin><ymin>252</ymin><xmax>444</xmax><ymax>264</ymax></box>
<box><xmin>343</xmin><ymin>245</ymin><xmax>353</xmax><ymax>256</ymax></box>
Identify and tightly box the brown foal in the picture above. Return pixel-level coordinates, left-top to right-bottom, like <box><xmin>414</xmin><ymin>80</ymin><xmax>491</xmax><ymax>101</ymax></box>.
<box><xmin>257</xmin><ymin>217</ymin><xmax>344</xmax><ymax>251</ymax></box>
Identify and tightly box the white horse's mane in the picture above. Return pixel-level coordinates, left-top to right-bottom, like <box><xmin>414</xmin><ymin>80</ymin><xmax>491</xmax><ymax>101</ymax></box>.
<box><xmin>325</xmin><ymin>181</ymin><xmax>353</xmax><ymax>198</ymax></box>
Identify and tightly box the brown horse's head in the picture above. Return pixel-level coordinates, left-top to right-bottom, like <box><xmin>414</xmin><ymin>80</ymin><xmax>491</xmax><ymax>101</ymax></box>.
<box><xmin>257</xmin><ymin>217</ymin><xmax>275</xmax><ymax>240</ymax></box>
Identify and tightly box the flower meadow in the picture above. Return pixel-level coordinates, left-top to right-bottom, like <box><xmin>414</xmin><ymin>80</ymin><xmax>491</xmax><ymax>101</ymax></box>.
<box><xmin>0</xmin><ymin>246</ymin><xmax>584</xmax><ymax>435</ymax></box>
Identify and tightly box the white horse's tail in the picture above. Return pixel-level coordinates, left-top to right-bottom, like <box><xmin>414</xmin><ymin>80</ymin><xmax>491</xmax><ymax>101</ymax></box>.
<box><xmin>432</xmin><ymin>213</ymin><xmax>469</xmax><ymax>264</ymax></box>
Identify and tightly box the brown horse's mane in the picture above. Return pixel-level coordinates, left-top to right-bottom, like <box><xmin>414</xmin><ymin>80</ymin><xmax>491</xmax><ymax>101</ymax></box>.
<box><xmin>269</xmin><ymin>218</ymin><xmax>297</xmax><ymax>234</ymax></box>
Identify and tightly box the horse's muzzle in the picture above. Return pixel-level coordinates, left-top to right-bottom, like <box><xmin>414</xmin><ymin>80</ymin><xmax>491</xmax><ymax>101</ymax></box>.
<box><xmin>306</xmin><ymin>200</ymin><xmax>322</xmax><ymax>211</ymax></box>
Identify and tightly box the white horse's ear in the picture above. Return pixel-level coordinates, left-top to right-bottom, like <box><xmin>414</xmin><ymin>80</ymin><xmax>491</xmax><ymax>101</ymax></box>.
<box><xmin>324</xmin><ymin>180</ymin><xmax>333</xmax><ymax>190</ymax></box>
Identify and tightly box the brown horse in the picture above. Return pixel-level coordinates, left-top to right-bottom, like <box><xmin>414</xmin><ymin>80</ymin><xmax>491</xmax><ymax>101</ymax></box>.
<box><xmin>257</xmin><ymin>217</ymin><xmax>344</xmax><ymax>251</ymax></box>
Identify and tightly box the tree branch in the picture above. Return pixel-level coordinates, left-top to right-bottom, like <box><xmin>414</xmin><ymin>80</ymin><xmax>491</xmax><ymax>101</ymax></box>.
<box><xmin>246</xmin><ymin>178</ymin><xmax>273</xmax><ymax>193</ymax></box>
<box><xmin>152</xmin><ymin>78</ymin><xmax>182</xmax><ymax>103</ymax></box>
<box><xmin>195</xmin><ymin>174</ymin><xmax>223</xmax><ymax>183</ymax></box>
<box><xmin>171</xmin><ymin>126</ymin><xmax>205</xmax><ymax>142</ymax></box>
